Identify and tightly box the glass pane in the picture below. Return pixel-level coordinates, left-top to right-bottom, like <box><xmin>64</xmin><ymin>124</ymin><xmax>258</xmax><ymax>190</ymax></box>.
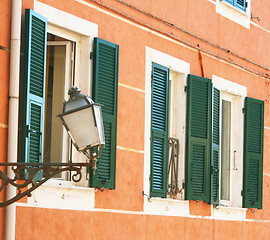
<box><xmin>221</xmin><ymin>100</ymin><xmax>231</xmax><ymax>201</ymax></box>
<box><xmin>44</xmin><ymin>45</ymin><xmax>66</xmax><ymax>165</ymax></box>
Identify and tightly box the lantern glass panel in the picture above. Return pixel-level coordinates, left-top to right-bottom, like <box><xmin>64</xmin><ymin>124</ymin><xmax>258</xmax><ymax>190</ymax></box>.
<box><xmin>93</xmin><ymin>105</ymin><xmax>105</xmax><ymax>145</ymax></box>
<box><xmin>61</xmin><ymin>106</ymin><xmax>99</xmax><ymax>150</ymax></box>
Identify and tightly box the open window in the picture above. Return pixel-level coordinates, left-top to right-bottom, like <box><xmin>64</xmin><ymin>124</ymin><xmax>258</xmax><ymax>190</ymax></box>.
<box><xmin>20</xmin><ymin>8</ymin><xmax>119</xmax><ymax>188</ymax></box>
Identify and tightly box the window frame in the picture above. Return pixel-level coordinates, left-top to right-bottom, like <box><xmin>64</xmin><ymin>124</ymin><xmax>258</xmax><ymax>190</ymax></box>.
<box><xmin>215</xmin><ymin>0</ymin><xmax>251</xmax><ymax>29</ymax></box>
<box><xmin>34</xmin><ymin>0</ymin><xmax>98</xmax><ymax>188</ymax></box>
<box><xmin>144</xmin><ymin>47</ymin><xmax>190</xmax><ymax>216</ymax></box>
<box><xmin>212</xmin><ymin>75</ymin><xmax>247</xmax><ymax>208</ymax></box>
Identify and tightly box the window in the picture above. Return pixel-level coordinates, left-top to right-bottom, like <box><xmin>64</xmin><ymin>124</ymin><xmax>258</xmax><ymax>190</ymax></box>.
<box><xmin>144</xmin><ymin>48</ymin><xmax>189</xmax><ymax>204</ymax></box>
<box><xmin>223</xmin><ymin>0</ymin><xmax>246</xmax><ymax>12</ymax></box>
<box><xmin>215</xmin><ymin>0</ymin><xmax>251</xmax><ymax>29</ymax></box>
<box><xmin>185</xmin><ymin>74</ymin><xmax>264</xmax><ymax>209</ymax></box>
<box><xmin>220</xmin><ymin>98</ymin><xmax>232</xmax><ymax>201</ymax></box>
<box><xmin>20</xmin><ymin>8</ymin><xmax>119</xmax><ymax>189</ymax></box>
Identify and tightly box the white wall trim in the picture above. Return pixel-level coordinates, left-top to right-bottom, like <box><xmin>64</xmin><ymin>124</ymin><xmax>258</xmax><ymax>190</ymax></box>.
<box><xmin>34</xmin><ymin>1</ymin><xmax>98</xmax><ymax>37</ymax></box>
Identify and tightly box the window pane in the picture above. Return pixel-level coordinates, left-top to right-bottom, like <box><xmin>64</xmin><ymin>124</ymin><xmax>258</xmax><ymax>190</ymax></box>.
<box><xmin>221</xmin><ymin>100</ymin><xmax>231</xmax><ymax>200</ymax></box>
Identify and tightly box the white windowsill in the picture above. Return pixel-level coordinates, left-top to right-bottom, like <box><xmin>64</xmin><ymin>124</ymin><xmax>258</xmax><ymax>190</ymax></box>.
<box><xmin>216</xmin><ymin>0</ymin><xmax>251</xmax><ymax>29</ymax></box>
<box><xmin>212</xmin><ymin>205</ymin><xmax>247</xmax><ymax>221</ymax></box>
<box><xmin>17</xmin><ymin>179</ymin><xmax>95</xmax><ymax>210</ymax></box>
<box><xmin>144</xmin><ymin>196</ymin><xmax>189</xmax><ymax>217</ymax></box>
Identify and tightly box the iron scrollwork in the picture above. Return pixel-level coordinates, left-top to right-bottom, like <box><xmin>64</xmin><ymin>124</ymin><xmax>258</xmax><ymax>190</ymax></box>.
<box><xmin>0</xmin><ymin>162</ymin><xmax>92</xmax><ymax>207</ymax></box>
<box><xmin>167</xmin><ymin>137</ymin><xmax>180</xmax><ymax>196</ymax></box>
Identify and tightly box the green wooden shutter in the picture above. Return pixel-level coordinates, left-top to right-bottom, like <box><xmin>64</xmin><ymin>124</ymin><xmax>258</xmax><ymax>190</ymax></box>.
<box><xmin>150</xmin><ymin>63</ymin><xmax>169</xmax><ymax>198</ymax></box>
<box><xmin>211</xmin><ymin>87</ymin><xmax>220</xmax><ymax>205</ymax></box>
<box><xmin>185</xmin><ymin>74</ymin><xmax>212</xmax><ymax>202</ymax></box>
<box><xmin>20</xmin><ymin>9</ymin><xmax>47</xmax><ymax>181</ymax></box>
<box><xmin>243</xmin><ymin>97</ymin><xmax>264</xmax><ymax>209</ymax></box>
<box><xmin>90</xmin><ymin>38</ymin><xmax>119</xmax><ymax>189</ymax></box>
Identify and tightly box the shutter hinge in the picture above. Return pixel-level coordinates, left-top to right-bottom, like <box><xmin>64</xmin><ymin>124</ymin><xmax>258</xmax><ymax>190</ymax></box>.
<box><xmin>246</xmin><ymin>2</ymin><xmax>248</xmax><ymax>8</ymax></box>
<box><xmin>182</xmin><ymin>181</ymin><xmax>185</xmax><ymax>189</ymax></box>
<box><xmin>90</xmin><ymin>52</ymin><xmax>93</xmax><ymax>59</ymax></box>
<box><xmin>242</xmin><ymin>107</ymin><xmax>245</xmax><ymax>113</ymax></box>
<box><xmin>26</xmin><ymin>125</ymin><xmax>30</xmax><ymax>137</ymax></box>
<box><xmin>184</xmin><ymin>86</ymin><xmax>188</xmax><ymax>92</ymax></box>
<box><xmin>241</xmin><ymin>190</ymin><xmax>243</xmax><ymax>196</ymax></box>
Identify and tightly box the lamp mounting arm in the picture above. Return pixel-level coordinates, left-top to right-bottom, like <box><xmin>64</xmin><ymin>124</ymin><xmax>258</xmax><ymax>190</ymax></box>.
<box><xmin>0</xmin><ymin>162</ymin><xmax>93</xmax><ymax>207</ymax></box>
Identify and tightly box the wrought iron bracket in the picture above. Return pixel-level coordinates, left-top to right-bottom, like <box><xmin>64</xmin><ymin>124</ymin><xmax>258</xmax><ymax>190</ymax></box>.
<box><xmin>0</xmin><ymin>161</ymin><xmax>94</xmax><ymax>207</ymax></box>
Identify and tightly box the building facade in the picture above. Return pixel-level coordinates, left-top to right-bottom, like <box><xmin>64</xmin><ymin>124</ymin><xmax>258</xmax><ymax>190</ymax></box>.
<box><xmin>0</xmin><ymin>0</ymin><xmax>269</xmax><ymax>239</ymax></box>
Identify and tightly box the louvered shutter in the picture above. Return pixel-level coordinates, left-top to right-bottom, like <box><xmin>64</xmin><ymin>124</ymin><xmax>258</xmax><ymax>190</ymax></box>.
<box><xmin>150</xmin><ymin>63</ymin><xmax>169</xmax><ymax>198</ymax></box>
<box><xmin>243</xmin><ymin>97</ymin><xmax>264</xmax><ymax>209</ymax></box>
<box><xmin>90</xmin><ymin>38</ymin><xmax>119</xmax><ymax>189</ymax></box>
<box><xmin>235</xmin><ymin>0</ymin><xmax>246</xmax><ymax>11</ymax></box>
<box><xmin>211</xmin><ymin>87</ymin><xmax>220</xmax><ymax>205</ymax></box>
<box><xmin>20</xmin><ymin>9</ymin><xmax>47</xmax><ymax>181</ymax></box>
<box><xmin>185</xmin><ymin>75</ymin><xmax>212</xmax><ymax>202</ymax></box>
<box><xmin>223</xmin><ymin>0</ymin><xmax>246</xmax><ymax>11</ymax></box>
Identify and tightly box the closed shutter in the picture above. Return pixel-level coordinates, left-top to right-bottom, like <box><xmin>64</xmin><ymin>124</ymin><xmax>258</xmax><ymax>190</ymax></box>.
<box><xmin>235</xmin><ymin>0</ymin><xmax>246</xmax><ymax>11</ymax></box>
<box><xmin>211</xmin><ymin>87</ymin><xmax>220</xmax><ymax>205</ymax></box>
<box><xmin>150</xmin><ymin>63</ymin><xmax>169</xmax><ymax>198</ymax></box>
<box><xmin>223</xmin><ymin>0</ymin><xmax>246</xmax><ymax>11</ymax></box>
<box><xmin>20</xmin><ymin>9</ymin><xmax>47</xmax><ymax>181</ymax></box>
<box><xmin>90</xmin><ymin>38</ymin><xmax>119</xmax><ymax>189</ymax></box>
<box><xmin>243</xmin><ymin>97</ymin><xmax>264</xmax><ymax>209</ymax></box>
<box><xmin>185</xmin><ymin>74</ymin><xmax>212</xmax><ymax>202</ymax></box>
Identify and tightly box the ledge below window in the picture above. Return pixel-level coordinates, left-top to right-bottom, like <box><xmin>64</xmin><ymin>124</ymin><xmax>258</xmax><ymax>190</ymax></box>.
<box><xmin>212</xmin><ymin>205</ymin><xmax>247</xmax><ymax>221</ymax></box>
<box><xmin>216</xmin><ymin>0</ymin><xmax>251</xmax><ymax>29</ymax></box>
<box><xmin>144</xmin><ymin>197</ymin><xmax>189</xmax><ymax>217</ymax></box>
<box><xmin>17</xmin><ymin>179</ymin><xmax>95</xmax><ymax>210</ymax></box>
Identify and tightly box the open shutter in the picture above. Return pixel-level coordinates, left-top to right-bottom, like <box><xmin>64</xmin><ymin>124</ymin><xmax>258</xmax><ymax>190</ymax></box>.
<box><xmin>90</xmin><ymin>38</ymin><xmax>119</xmax><ymax>189</ymax></box>
<box><xmin>150</xmin><ymin>63</ymin><xmax>170</xmax><ymax>198</ymax></box>
<box><xmin>211</xmin><ymin>87</ymin><xmax>220</xmax><ymax>205</ymax></box>
<box><xmin>235</xmin><ymin>0</ymin><xmax>246</xmax><ymax>11</ymax></box>
<box><xmin>185</xmin><ymin>75</ymin><xmax>212</xmax><ymax>202</ymax></box>
<box><xmin>243</xmin><ymin>97</ymin><xmax>264</xmax><ymax>209</ymax></box>
<box><xmin>20</xmin><ymin>9</ymin><xmax>47</xmax><ymax>181</ymax></box>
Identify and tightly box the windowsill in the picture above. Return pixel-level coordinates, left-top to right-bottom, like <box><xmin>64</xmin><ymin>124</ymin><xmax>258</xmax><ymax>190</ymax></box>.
<box><xmin>41</xmin><ymin>178</ymin><xmax>93</xmax><ymax>191</ymax></box>
<box><xmin>212</xmin><ymin>205</ymin><xmax>247</xmax><ymax>220</ymax></box>
<box><xmin>216</xmin><ymin>0</ymin><xmax>250</xmax><ymax>29</ymax></box>
<box><xmin>17</xmin><ymin>179</ymin><xmax>95</xmax><ymax>210</ymax></box>
<box><xmin>144</xmin><ymin>196</ymin><xmax>189</xmax><ymax>217</ymax></box>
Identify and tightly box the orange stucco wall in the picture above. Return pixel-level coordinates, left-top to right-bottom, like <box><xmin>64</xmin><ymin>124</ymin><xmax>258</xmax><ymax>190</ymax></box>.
<box><xmin>1</xmin><ymin>0</ymin><xmax>270</xmax><ymax>239</ymax></box>
<box><xmin>16</xmin><ymin>206</ymin><xmax>270</xmax><ymax>240</ymax></box>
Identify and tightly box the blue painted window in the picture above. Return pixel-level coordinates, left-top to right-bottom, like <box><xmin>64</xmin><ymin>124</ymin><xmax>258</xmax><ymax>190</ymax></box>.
<box><xmin>223</xmin><ymin>0</ymin><xmax>247</xmax><ymax>12</ymax></box>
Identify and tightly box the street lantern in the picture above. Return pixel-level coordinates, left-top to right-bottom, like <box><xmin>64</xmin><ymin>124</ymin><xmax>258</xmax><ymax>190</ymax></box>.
<box><xmin>57</xmin><ymin>86</ymin><xmax>105</xmax><ymax>172</ymax></box>
<box><xmin>0</xmin><ymin>86</ymin><xmax>105</xmax><ymax>207</ymax></box>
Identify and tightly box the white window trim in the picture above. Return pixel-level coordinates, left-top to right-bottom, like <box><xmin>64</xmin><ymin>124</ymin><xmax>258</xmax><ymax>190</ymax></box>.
<box><xmin>144</xmin><ymin>47</ymin><xmax>190</xmax><ymax>216</ymax></box>
<box><xmin>215</xmin><ymin>0</ymin><xmax>251</xmax><ymax>29</ymax></box>
<box><xmin>212</xmin><ymin>75</ymin><xmax>247</xmax><ymax>216</ymax></box>
<box><xmin>34</xmin><ymin>0</ymin><xmax>98</xmax><ymax>96</ymax></box>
